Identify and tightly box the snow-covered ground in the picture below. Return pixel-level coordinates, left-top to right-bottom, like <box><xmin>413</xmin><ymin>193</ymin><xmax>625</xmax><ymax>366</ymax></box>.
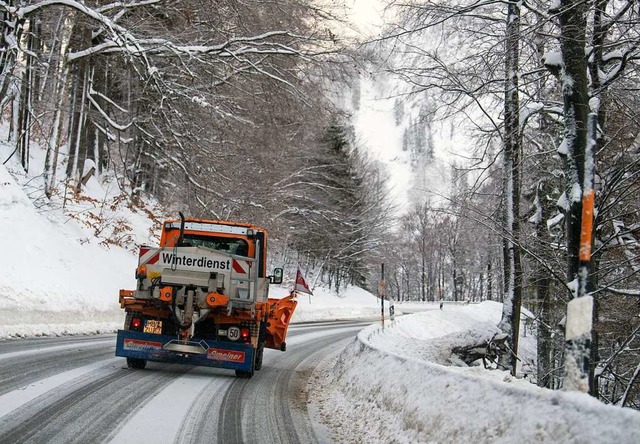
<box><xmin>2</xmin><ymin>134</ymin><xmax>640</xmax><ymax>442</ymax></box>
<box><xmin>0</xmin><ymin>162</ymin><xmax>155</xmax><ymax>338</ymax></box>
<box><xmin>310</xmin><ymin>302</ymin><xmax>640</xmax><ymax>443</ymax></box>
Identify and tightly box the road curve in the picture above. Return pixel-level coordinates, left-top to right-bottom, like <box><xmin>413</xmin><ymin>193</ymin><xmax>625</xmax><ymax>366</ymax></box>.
<box><xmin>0</xmin><ymin>321</ymin><xmax>367</xmax><ymax>443</ymax></box>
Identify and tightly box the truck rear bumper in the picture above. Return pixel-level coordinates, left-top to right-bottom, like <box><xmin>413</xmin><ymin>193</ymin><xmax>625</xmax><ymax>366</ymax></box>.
<box><xmin>115</xmin><ymin>330</ymin><xmax>254</xmax><ymax>372</ymax></box>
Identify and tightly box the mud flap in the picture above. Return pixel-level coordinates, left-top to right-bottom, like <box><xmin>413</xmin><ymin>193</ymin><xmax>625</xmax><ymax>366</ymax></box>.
<box><xmin>115</xmin><ymin>330</ymin><xmax>254</xmax><ymax>372</ymax></box>
<box><xmin>265</xmin><ymin>294</ymin><xmax>297</xmax><ymax>351</ymax></box>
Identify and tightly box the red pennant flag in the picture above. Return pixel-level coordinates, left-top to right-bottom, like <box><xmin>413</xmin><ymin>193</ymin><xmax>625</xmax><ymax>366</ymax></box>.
<box><xmin>293</xmin><ymin>266</ymin><xmax>313</xmax><ymax>295</ymax></box>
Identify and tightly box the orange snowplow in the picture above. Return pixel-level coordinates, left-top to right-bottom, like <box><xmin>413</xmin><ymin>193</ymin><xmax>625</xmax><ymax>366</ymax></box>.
<box><xmin>116</xmin><ymin>214</ymin><xmax>297</xmax><ymax>378</ymax></box>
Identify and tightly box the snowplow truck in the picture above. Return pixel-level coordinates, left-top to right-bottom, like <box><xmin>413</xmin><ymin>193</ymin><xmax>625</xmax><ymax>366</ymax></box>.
<box><xmin>115</xmin><ymin>215</ymin><xmax>296</xmax><ymax>378</ymax></box>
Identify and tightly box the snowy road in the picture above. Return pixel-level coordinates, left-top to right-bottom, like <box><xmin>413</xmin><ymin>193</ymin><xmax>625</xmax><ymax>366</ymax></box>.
<box><xmin>0</xmin><ymin>321</ymin><xmax>368</xmax><ymax>443</ymax></box>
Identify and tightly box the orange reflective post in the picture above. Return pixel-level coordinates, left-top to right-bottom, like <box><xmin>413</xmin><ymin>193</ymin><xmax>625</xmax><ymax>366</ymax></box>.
<box><xmin>579</xmin><ymin>189</ymin><xmax>595</xmax><ymax>262</ymax></box>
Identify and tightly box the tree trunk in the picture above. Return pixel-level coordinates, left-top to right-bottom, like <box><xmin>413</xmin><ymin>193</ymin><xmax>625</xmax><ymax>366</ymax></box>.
<box><xmin>74</xmin><ymin>64</ymin><xmax>92</xmax><ymax>191</ymax></box>
<box><xmin>487</xmin><ymin>260</ymin><xmax>492</xmax><ymax>301</ymax></box>
<box><xmin>585</xmin><ymin>0</ymin><xmax>609</xmax><ymax>400</ymax></box>
<box><xmin>66</xmin><ymin>25</ymin><xmax>91</xmax><ymax>182</ymax></box>
<box><xmin>16</xmin><ymin>17</ymin><xmax>35</xmax><ymax>173</ymax></box>
<box><xmin>421</xmin><ymin>239</ymin><xmax>426</xmax><ymax>302</ymax></box>
<box><xmin>536</xmin><ymin>208</ymin><xmax>553</xmax><ymax>388</ymax></box>
<box><xmin>452</xmin><ymin>257</ymin><xmax>458</xmax><ymax>302</ymax></box>
<box><xmin>44</xmin><ymin>14</ymin><xmax>73</xmax><ymax>198</ymax></box>
<box><xmin>558</xmin><ymin>0</ymin><xmax>595</xmax><ymax>394</ymax></box>
<box><xmin>498</xmin><ymin>1</ymin><xmax>523</xmax><ymax>377</ymax></box>
<box><xmin>0</xmin><ymin>2</ymin><xmax>23</xmax><ymax>108</ymax></box>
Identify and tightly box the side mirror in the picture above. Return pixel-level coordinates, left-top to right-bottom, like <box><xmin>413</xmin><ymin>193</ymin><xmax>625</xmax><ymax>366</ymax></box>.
<box><xmin>270</xmin><ymin>268</ymin><xmax>283</xmax><ymax>285</ymax></box>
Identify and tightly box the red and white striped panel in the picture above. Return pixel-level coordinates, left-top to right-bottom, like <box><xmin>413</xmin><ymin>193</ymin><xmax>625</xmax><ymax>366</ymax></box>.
<box><xmin>232</xmin><ymin>259</ymin><xmax>253</xmax><ymax>276</ymax></box>
<box><xmin>138</xmin><ymin>247</ymin><xmax>160</xmax><ymax>265</ymax></box>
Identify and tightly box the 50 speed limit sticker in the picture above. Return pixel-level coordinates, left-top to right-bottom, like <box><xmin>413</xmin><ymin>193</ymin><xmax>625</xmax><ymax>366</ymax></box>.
<box><xmin>227</xmin><ymin>326</ymin><xmax>240</xmax><ymax>341</ymax></box>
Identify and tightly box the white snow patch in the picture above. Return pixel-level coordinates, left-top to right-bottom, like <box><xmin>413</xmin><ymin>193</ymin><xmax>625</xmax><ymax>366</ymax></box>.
<box><xmin>556</xmin><ymin>191</ymin><xmax>569</xmax><ymax>212</ymax></box>
<box><xmin>570</xmin><ymin>181</ymin><xmax>583</xmax><ymax>203</ymax></box>
<box><xmin>549</xmin><ymin>0</ymin><xmax>562</xmax><ymax>12</ymax></box>
<box><xmin>546</xmin><ymin>212</ymin><xmax>564</xmax><ymax>230</ymax></box>
<box><xmin>542</xmin><ymin>50</ymin><xmax>563</xmax><ymax>68</ymax></box>
<box><xmin>557</xmin><ymin>138</ymin><xmax>569</xmax><ymax>155</ymax></box>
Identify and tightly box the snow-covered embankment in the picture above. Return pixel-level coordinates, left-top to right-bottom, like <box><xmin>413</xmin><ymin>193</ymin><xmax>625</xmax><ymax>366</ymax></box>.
<box><xmin>311</xmin><ymin>302</ymin><xmax>640</xmax><ymax>443</ymax></box>
<box><xmin>0</xmin><ymin>162</ymin><xmax>149</xmax><ymax>338</ymax></box>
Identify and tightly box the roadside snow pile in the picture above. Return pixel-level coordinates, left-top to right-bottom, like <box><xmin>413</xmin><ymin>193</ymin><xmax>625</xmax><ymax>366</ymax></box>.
<box><xmin>0</xmin><ymin>163</ymin><xmax>144</xmax><ymax>338</ymax></box>
<box><xmin>311</xmin><ymin>302</ymin><xmax>640</xmax><ymax>443</ymax></box>
<box><xmin>0</xmin><ymin>129</ymin><xmax>162</xmax><ymax>339</ymax></box>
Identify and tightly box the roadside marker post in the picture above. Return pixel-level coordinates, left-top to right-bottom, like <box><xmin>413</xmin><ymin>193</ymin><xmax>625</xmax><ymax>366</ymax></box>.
<box><xmin>380</xmin><ymin>263</ymin><xmax>385</xmax><ymax>330</ymax></box>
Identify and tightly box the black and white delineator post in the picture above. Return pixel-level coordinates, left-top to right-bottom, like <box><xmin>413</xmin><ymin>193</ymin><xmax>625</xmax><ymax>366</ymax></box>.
<box><xmin>379</xmin><ymin>263</ymin><xmax>385</xmax><ymax>329</ymax></box>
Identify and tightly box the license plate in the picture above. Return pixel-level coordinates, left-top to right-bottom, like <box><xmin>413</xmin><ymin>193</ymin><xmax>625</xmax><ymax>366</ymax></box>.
<box><xmin>144</xmin><ymin>320</ymin><xmax>162</xmax><ymax>334</ymax></box>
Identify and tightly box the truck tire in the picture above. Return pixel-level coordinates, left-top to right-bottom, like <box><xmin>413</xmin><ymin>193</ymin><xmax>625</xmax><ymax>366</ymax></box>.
<box><xmin>235</xmin><ymin>351</ymin><xmax>256</xmax><ymax>378</ymax></box>
<box><xmin>254</xmin><ymin>344</ymin><xmax>264</xmax><ymax>371</ymax></box>
<box><xmin>127</xmin><ymin>358</ymin><xmax>147</xmax><ymax>369</ymax></box>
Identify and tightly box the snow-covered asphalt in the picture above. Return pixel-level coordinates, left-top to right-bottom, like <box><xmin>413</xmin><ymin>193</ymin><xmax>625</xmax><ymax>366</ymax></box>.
<box><xmin>0</xmin><ymin>322</ymin><xmax>368</xmax><ymax>443</ymax></box>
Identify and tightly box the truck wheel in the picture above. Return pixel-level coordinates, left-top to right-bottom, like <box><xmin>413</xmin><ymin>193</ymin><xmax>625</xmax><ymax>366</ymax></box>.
<box><xmin>127</xmin><ymin>358</ymin><xmax>147</xmax><ymax>369</ymax></box>
<box><xmin>254</xmin><ymin>345</ymin><xmax>264</xmax><ymax>371</ymax></box>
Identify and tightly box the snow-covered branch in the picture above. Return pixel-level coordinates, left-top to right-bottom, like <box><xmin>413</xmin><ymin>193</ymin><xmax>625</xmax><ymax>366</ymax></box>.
<box><xmin>66</xmin><ymin>32</ymin><xmax>309</xmax><ymax>62</ymax></box>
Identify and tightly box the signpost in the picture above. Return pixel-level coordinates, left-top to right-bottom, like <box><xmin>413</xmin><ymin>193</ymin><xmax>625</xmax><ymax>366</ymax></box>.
<box><xmin>380</xmin><ymin>263</ymin><xmax>385</xmax><ymax>329</ymax></box>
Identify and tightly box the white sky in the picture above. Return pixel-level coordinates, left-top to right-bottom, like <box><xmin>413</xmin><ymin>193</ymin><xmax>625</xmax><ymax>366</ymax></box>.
<box><xmin>317</xmin><ymin>0</ymin><xmax>385</xmax><ymax>39</ymax></box>
<box><xmin>347</xmin><ymin>0</ymin><xmax>385</xmax><ymax>36</ymax></box>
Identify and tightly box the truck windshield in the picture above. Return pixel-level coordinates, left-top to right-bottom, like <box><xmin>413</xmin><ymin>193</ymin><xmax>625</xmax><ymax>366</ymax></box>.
<box><xmin>182</xmin><ymin>235</ymin><xmax>249</xmax><ymax>257</ymax></box>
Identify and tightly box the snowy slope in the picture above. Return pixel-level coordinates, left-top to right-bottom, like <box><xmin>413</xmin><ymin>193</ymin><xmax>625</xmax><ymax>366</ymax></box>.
<box><xmin>348</xmin><ymin>70</ymin><xmax>472</xmax><ymax>211</ymax></box>
<box><xmin>0</xmin><ymin>163</ymin><xmax>135</xmax><ymax>336</ymax></box>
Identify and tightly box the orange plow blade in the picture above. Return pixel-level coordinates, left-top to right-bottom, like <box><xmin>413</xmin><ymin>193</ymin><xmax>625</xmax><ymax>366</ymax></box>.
<box><xmin>265</xmin><ymin>294</ymin><xmax>297</xmax><ymax>351</ymax></box>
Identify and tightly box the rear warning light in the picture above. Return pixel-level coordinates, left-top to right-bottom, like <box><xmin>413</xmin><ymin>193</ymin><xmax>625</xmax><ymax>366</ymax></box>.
<box><xmin>136</xmin><ymin>265</ymin><xmax>148</xmax><ymax>279</ymax></box>
<box><xmin>240</xmin><ymin>328</ymin><xmax>250</xmax><ymax>342</ymax></box>
<box><xmin>131</xmin><ymin>318</ymin><xmax>142</xmax><ymax>330</ymax></box>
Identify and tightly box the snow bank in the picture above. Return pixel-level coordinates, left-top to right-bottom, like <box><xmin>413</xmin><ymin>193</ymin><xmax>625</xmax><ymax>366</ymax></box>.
<box><xmin>0</xmin><ymin>159</ymin><xmax>153</xmax><ymax>338</ymax></box>
<box><xmin>312</xmin><ymin>302</ymin><xmax>640</xmax><ymax>443</ymax></box>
